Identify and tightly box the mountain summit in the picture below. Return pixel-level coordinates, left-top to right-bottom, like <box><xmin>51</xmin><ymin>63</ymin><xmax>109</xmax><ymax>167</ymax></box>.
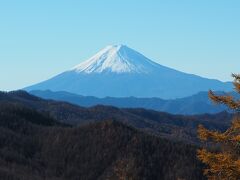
<box><xmin>72</xmin><ymin>45</ymin><xmax>162</xmax><ymax>74</ymax></box>
<box><xmin>25</xmin><ymin>45</ymin><xmax>232</xmax><ymax>98</ymax></box>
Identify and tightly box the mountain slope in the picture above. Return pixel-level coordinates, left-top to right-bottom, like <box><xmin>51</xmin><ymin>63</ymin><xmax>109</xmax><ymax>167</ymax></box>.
<box><xmin>72</xmin><ymin>44</ymin><xmax>161</xmax><ymax>74</ymax></box>
<box><xmin>30</xmin><ymin>90</ymin><xmax>234</xmax><ymax>114</ymax></box>
<box><xmin>0</xmin><ymin>91</ymin><xmax>232</xmax><ymax>144</ymax></box>
<box><xmin>0</xmin><ymin>102</ymin><xmax>206</xmax><ymax>179</ymax></box>
<box><xmin>25</xmin><ymin>45</ymin><xmax>231</xmax><ymax>99</ymax></box>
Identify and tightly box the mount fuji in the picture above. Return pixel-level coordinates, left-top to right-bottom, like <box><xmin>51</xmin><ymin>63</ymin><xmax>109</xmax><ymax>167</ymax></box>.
<box><xmin>25</xmin><ymin>45</ymin><xmax>232</xmax><ymax>99</ymax></box>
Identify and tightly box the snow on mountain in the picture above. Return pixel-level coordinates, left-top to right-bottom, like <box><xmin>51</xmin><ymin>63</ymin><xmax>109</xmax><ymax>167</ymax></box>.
<box><xmin>25</xmin><ymin>45</ymin><xmax>232</xmax><ymax>99</ymax></box>
<box><xmin>71</xmin><ymin>45</ymin><xmax>160</xmax><ymax>74</ymax></box>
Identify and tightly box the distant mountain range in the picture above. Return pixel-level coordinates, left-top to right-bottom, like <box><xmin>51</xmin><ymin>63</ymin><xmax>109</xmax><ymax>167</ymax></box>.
<box><xmin>29</xmin><ymin>90</ymin><xmax>239</xmax><ymax>115</ymax></box>
<box><xmin>0</xmin><ymin>90</ymin><xmax>232</xmax><ymax>144</ymax></box>
<box><xmin>25</xmin><ymin>45</ymin><xmax>232</xmax><ymax>99</ymax></box>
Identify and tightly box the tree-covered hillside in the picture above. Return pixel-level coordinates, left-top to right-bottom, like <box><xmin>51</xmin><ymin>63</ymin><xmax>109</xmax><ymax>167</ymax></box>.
<box><xmin>0</xmin><ymin>102</ymin><xmax>205</xmax><ymax>180</ymax></box>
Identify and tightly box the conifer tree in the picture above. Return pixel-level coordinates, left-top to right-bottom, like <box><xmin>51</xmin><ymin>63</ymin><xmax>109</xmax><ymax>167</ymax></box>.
<box><xmin>198</xmin><ymin>74</ymin><xmax>240</xmax><ymax>179</ymax></box>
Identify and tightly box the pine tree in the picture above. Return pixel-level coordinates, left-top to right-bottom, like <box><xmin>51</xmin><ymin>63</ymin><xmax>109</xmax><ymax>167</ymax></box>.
<box><xmin>197</xmin><ymin>74</ymin><xmax>240</xmax><ymax>180</ymax></box>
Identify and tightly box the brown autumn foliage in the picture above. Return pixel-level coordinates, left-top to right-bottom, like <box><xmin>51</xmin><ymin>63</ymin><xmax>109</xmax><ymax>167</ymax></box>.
<box><xmin>198</xmin><ymin>74</ymin><xmax>240</xmax><ymax>180</ymax></box>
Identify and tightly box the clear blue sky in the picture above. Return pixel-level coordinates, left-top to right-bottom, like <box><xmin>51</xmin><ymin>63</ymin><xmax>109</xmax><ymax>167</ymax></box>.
<box><xmin>1</xmin><ymin>0</ymin><xmax>239</xmax><ymax>91</ymax></box>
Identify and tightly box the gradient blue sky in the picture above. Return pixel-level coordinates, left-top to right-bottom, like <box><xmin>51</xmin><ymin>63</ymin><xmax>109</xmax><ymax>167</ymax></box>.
<box><xmin>1</xmin><ymin>0</ymin><xmax>239</xmax><ymax>90</ymax></box>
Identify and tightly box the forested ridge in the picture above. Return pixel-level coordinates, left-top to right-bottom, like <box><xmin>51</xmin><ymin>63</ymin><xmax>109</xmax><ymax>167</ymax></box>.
<box><xmin>0</xmin><ymin>101</ymin><xmax>206</xmax><ymax>180</ymax></box>
<box><xmin>0</xmin><ymin>91</ymin><xmax>232</xmax><ymax>144</ymax></box>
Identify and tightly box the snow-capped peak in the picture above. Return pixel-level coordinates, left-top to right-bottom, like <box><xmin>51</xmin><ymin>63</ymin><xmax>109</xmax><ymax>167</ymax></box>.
<box><xmin>72</xmin><ymin>45</ymin><xmax>160</xmax><ymax>74</ymax></box>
